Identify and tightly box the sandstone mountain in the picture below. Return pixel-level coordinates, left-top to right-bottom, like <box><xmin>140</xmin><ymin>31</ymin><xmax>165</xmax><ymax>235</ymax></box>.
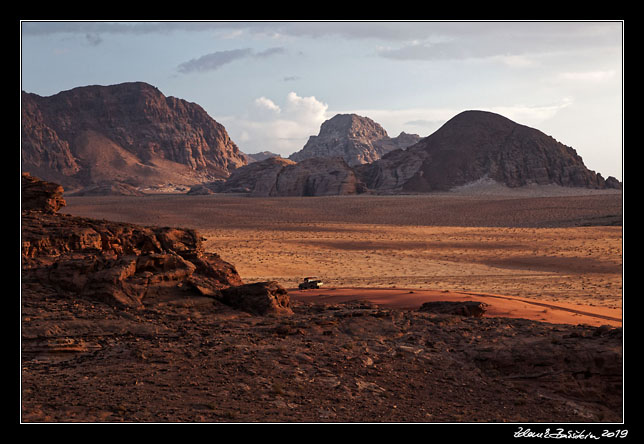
<box><xmin>195</xmin><ymin>156</ymin><xmax>367</xmax><ymax>197</ymax></box>
<box><xmin>21</xmin><ymin>82</ymin><xmax>246</xmax><ymax>193</ymax></box>
<box><xmin>356</xmin><ymin>110</ymin><xmax>621</xmax><ymax>192</ymax></box>
<box><xmin>289</xmin><ymin>114</ymin><xmax>421</xmax><ymax>166</ymax></box>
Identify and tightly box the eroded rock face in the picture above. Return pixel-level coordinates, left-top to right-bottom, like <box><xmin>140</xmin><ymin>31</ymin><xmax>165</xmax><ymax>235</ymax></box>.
<box><xmin>289</xmin><ymin>114</ymin><xmax>420</xmax><ymax>166</ymax></box>
<box><xmin>216</xmin><ymin>157</ymin><xmax>296</xmax><ymax>195</ymax></box>
<box><xmin>21</xmin><ymin>174</ymin><xmax>296</xmax><ymax>313</ymax></box>
<box><xmin>22</xmin><ymin>210</ymin><xmax>244</xmax><ymax>308</ymax></box>
<box><xmin>357</xmin><ymin>110</ymin><xmax>622</xmax><ymax>192</ymax></box>
<box><xmin>21</xmin><ymin>82</ymin><xmax>247</xmax><ymax>190</ymax></box>
<box><xmin>273</xmin><ymin>157</ymin><xmax>367</xmax><ymax>196</ymax></box>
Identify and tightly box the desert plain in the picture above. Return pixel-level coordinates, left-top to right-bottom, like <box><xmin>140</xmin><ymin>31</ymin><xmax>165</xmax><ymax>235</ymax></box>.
<box><xmin>61</xmin><ymin>186</ymin><xmax>623</xmax><ymax>328</ymax></box>
<box><xmin>22</xmin><ymin>185</ymin><xmax>624</xmax><ymax>424</ymax></box>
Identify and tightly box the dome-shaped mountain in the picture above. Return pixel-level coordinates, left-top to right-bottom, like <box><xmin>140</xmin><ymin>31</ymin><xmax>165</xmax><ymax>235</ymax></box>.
<box><xmin>21</xmin><ymin>82</ymin><xmax>247</xmax><ymax>192</ymax></box>
<box><xmin>289</xmin><ymin>114</ymin><xmax>420</xmax><ymax>166</ymax></box>
<box><xmin>357</xmin><ymin>110</ymin><xmax>621</xmax><ymax>192</ymax></box>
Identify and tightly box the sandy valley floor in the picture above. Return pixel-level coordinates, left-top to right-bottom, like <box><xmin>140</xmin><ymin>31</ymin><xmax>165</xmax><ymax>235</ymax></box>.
<box><xmin>61</xmin><ymin>189</ymin><xmax>623</xmax><ymax>324</ymax></box>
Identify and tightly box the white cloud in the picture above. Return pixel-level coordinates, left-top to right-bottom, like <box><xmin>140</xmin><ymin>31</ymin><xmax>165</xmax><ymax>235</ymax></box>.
<box><xmin>254</xmin><ymin>96</ymin><xmax>281</xmax><ymax>112</ymax></box>
<box><xmin>556</xmin><ymin>70</ymin><xmax>617</xmax><ymax>83</ymax></box>
<box><xmin>250</xmin><ymin>97</ymin><xmax>282</xmax><ymax>121</ymax></box>
<box><xmin>222</xmin><ymin>92</ymin><xmax>329</xmax><ymax>156</ymax></box>
<box><xmin>284</xmin><ymin>92</ymin><xmax>329</xmax><ymax>124</ymax></box>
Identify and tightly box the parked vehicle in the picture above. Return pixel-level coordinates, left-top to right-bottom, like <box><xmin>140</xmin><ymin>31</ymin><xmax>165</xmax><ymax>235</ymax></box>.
<box><xmin>298</xmin><ymin>277</ymin><xmax>323</xmax><ymax>290</ymax></box>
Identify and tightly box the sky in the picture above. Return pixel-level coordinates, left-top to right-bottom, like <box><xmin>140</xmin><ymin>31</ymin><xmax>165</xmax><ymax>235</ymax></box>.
<box><xmin>20</xmin><ymin>21</ymin><xmax>623</xmax><ymax>180</ymax></box>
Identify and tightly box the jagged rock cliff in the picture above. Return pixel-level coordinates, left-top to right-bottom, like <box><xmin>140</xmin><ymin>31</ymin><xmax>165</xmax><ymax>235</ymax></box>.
<box><xmin>289</xmin><ymin>114</ymin><xmax>420</xmax><ymax>166</ymax></box>
<box><xmin>356</xmin><ymin>110</ymin><xmax>621</xmax><ymax>192</ymax></box>
<box><xmin>21</xmin><ymin>82</ymin><xmax>247</xmax><ymax>192</ymax></box>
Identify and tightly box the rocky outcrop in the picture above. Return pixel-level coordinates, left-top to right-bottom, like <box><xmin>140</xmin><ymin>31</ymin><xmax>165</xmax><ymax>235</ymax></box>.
<box><xmin>218</xmin><ymin>157</ymin><xmax>296</xmax><ymax>195</ymax></box>
<box><xmin>22</xmin><ymin>172</ymin><xmax>66</xmax><ymax>213</ymax></box>
<box><xmin>209</xmin><ymin>156</ymin><xmax>367</xmax><ymax>197</ymax></box>
<box><xmin>220</xmin><ymin>281</ymin><xmax>293</xmax><ymax>316</ymax></box>
<box><xmin>21</xmin><ymin>174</ymin><xmax>292</xmax><ymax>314</ymax></box>
<box><xmin>21</xmin><ymin>82</ymin><xmax>246</xmax><ymax>192</ymax></box>
<box><xmin>272</xmin><ymin>157</ymin><xmax>367</xmax><ymax>196</ymax></box>
<box><xmin>289</xmin><ymin>114</ymin><xmax>420</xmax><ymax>166</ymax></box>
<box><xmin>357</xmin><ymin>110</ymin><xmax>621</xmax><ymax>192</ymax></box>
<box><xmin>22</xmin><ymin>210</ymin><xmax>243</xmax><ymax>309</ymax></box>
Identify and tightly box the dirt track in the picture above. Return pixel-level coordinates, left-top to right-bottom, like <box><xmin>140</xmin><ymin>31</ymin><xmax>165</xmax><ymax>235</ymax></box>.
<box><xmin>290</xmin><ymin>287</ymin><xmax>622</xmax><ymax>327</ymax></box>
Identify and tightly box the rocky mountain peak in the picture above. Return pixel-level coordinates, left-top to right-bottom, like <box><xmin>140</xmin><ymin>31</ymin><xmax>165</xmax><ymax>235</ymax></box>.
<box><xmin>289</xmin><ymin>113</ymin><xmax>420</xmax><ymax>166</ymax></box>
<box><xmin>319</xmin><ymin>113</ymin><xmax>389</xmax><ymax>140</ymax></box>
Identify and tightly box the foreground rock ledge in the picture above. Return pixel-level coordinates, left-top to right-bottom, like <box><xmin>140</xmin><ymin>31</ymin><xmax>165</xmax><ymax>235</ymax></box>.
<box><xmin>21</xmin><ymin>173</ymin><xmax>291</xmax><ymax>315</ymax></box>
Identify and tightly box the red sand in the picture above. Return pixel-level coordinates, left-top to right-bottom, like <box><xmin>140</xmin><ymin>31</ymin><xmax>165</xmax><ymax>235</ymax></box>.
<box><xmin>290</xmin><ymin>287</ymin><xmax>622</xmax><ymax>328</ymax></box>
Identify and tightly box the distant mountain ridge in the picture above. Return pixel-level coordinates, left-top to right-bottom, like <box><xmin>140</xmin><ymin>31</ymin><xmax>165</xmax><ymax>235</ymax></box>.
<box><xmin>22</xmin><ymin>82</ymin><xmax>621</xmax><ymax>197</ymax></box>
<box><xmin>244</xmin><ymin>151</ymin><xmax>282</xmax><ymax>163</ymax></box>
<box><xmin>21</xmin><ymin>82</ymin><xmax>247</xmax><ymax>192</ymax></box>
<box><xmin>217</xmin><ymin>110</ymin><xmax>620</xmax><ymax>197</ymax></box>
<box><xmin>289</xmin><ymin>114</ymin><xmax>421</xmax><ymax>166</ymax></box>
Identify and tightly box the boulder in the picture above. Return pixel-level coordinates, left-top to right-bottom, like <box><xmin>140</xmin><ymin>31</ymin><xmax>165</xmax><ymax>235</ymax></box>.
<box><xmin>219</xmin><ymin>281</ymin><xmax>293</xmax><ymax>316</ymax></box>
